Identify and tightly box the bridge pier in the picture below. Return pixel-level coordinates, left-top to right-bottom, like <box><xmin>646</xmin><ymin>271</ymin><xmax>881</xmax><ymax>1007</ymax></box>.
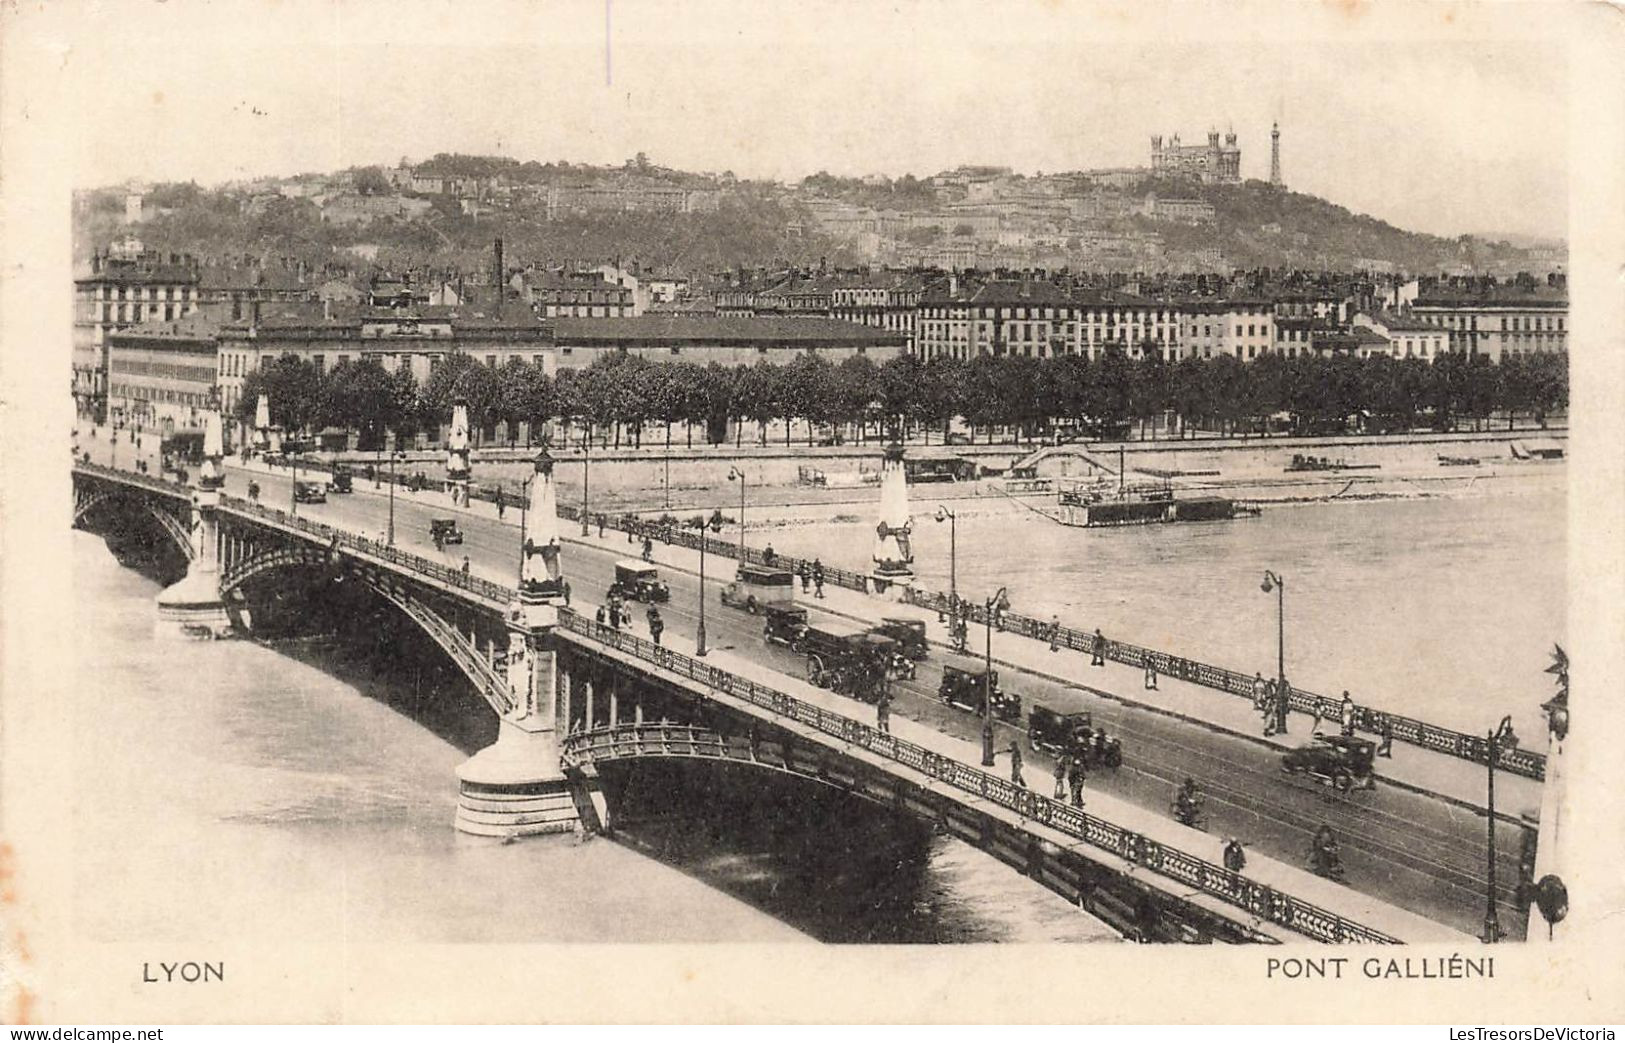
<box><xmin>455</xmin><ymin>449</ymin><xmax>581</xmax><ymax>838</ymax></box>
<box><xmin>155</xmin><ymin>409</ymin><xmax>233</xmax><ymax>640</ymax></box>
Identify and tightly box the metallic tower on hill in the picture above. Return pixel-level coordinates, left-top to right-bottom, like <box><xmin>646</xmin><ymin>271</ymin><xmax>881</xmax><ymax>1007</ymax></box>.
<box><xmin>1271</xmin><ymin>122</ymin><xmax>1282</xmax><ymax>187</ymax></box>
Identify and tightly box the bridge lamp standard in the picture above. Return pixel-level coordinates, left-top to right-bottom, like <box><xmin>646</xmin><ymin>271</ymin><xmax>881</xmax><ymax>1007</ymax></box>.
<box><xmin>934</xmin><ymin>504</ymin><xmax>957</xmax><ymax>614</ymax></box>
<box><xmin>386</xmin><ymin>450</ymin><xmax>408</xmax><ymax>547</ymax></box>
<box><xmin>727</xmin><ymin>466</ymin><xmax>747</xmax><ymax>560</ymax></box>
<box><xmin>578</xmin><ymin>431</ymin><xmax>591</xmax><ymax>538</ymax></box>
<box><xmin>690</xmin><ymin>512</ymin><xmax>724</xmax><ymax>657</ymax></box>
<box><xmin>1482</xmin><ymin>714</ymin><xmax>1517</xmax><ymax>943</ymax></box>
<box><xmin>982</xmin><ymin>586</ymin><xmax>1010</xmax><ymax>767</ymax></box>
<box><xmin>1260</xmin><ymin>569</ymin><xmax>1287</xmax><ymax>735</ymax></box>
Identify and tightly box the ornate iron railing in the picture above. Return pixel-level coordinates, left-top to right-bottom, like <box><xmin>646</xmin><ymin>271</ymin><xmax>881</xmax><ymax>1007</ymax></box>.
<box><xmin>555</xmin><ymin>608</ymin><xmax>1402</xmax><ymax>944</ymax></box>
<box><xmin>903</xmin><ymin>587</ymin><xmax>1546</xmax><ymax>781</ymax></box>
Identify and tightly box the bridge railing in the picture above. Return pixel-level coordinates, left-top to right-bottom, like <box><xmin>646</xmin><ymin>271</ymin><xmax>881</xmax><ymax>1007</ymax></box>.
<box><xmin>73</xmin><ymin>460</ymin><xmax>191</xmax><ymax>500</ymax></box>
<box><xmin>216</xmin><ymin>494</ymin><xmax>513</xmax><ymax>608</ymax></box>
<box><xmin>903</xmin><ymin>587</ymin><xmax>1546</xmax><ymax>781</ymax></box>
<box><xmin>555</xmin><ymin>608</ymin><xmax>1400</xmax><ymax>944</ymax></box>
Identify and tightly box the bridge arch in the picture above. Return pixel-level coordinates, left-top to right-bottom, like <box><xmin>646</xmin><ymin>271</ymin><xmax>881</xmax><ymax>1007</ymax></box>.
<box><xmin>73</xmin><ymin>488</ymin><xmax>196</xmax><ymax>561</ymax></box>
<box><xmin>220</xmin><ymin>545</ymin><xmax>515</xmax><ymax>718</ymax></box>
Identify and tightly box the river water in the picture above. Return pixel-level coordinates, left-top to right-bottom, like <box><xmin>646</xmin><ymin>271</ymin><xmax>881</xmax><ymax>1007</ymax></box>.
<box><xmin>68</xmin><ymin>531</ymin><xmax>1117</xmax><ymax>945</ymax></box>
<box><xmin>763</xmin><ymin>480</ymin><xmax>1566</xmax><ymax>744</ymax></box>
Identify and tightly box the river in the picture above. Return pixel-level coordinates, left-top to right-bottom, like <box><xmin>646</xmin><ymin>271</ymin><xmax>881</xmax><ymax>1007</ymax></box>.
<box><xmin>760</xmin><ymin>481</ymin><xmax>1566</xmax><ymax>744</ymax></box>
<box><xmin>68</xmin><ymin>531</ymin><xmax>1118</xmax><ymax>945</ymax></box>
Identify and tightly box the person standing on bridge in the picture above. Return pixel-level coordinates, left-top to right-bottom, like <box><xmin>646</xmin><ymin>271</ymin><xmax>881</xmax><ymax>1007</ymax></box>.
<box><xmin>1376</xmin><ymin>715</ymin><xmax>1394</xmax><ymax>758</ymax></box>
<box><xmin>461</xmin><ymin>555</ymin><xmax>470</xmax><ymax>576</ymax></box>
<box><xmin>799</xmin><ymin>560</ymin><xmax>811</xmax><ymax>593</ymax></box>
<box><xmin>1053</xmin><ymin>756</ymin><xmax>1068</xmax><ymax>799</ymax></box>
<box><xmin>562</xmin><ymin>579</ymin><xmax>572</xmax><ymax>607</ymax></box>
<box><xmin>1252</xmin><ymin>672</ymin><xmax>1268</xmax><ymax>713</ymax></box>
<box><xmin>875</xmin><ymin>691</ymin><xmax>890</xmax><ymax>734</ymax></box>
<box><xmin>1049</xmin><ymin>615</ymin><xmax>1060</xmax><ymax>652</ymax></box>
<box><xmin>1008</xmin><ymin>742</ymin><xmax>1026</xmax><ymax>788</ymax></box>
<box><xmin>647</xmin><ymin>606</ymin><xmax>664</xmax><ymax>646</ymax></box>
<box><xmin>495</xmin><ymin>487</ymin><xmax>506</xmax><ymax>519</ymax></box>
<box><xmin>1090</xmin><ymin>628</ymin><xmax>1106</xmax><ymax>667</ymax></box>
<box><xmin>642</xmin><ymin>536</ymin><xmax>654</xmax><ymax>562</ymax></box>
<box><xmin>595</xmin><ymin>604</ymin><xmax>607</xmax><ymax>627</ymax></box>
<box><xmin>1068</xmin><ymin>759</ymin><xmax>1086</xmax><ymax>808</ymax></box>
<box><xmin>1144</xmin><ymin>657</ymin><xmax>1159</xmax><ymax>690</ymax></box>
<box><xmin>1339</xmin><ymin>691</ymin><xmax>1356</xmax><ymax>737</ymax></box>
<box><xmin>812</xmin><ymin>559</ymin><xmax>825</xmax><ymax>599</ymax></box>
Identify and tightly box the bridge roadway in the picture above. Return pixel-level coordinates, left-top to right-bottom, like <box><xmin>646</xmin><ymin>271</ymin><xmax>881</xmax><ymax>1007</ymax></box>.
<box><xmin>160</xmin><ymin>446</ymin><xmax>1528</xmax><ymax>942</ymax></box>
<box><xmin>72</xmin><ymin>434</ymin><xmax>1526</xmax><ymax>938</ymax></box>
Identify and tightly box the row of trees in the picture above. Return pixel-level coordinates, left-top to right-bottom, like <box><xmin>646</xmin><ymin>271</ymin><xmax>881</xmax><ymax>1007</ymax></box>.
<box><xmin>236</xmin><ymin>348</ymin><xmax>1569</xmax><ymax>451</ymax></box>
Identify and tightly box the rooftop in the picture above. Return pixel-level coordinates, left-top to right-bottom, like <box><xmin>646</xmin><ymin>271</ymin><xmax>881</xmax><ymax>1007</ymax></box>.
<box><xmin>549</xmin><ymin>315</ymin><xmax>907</xmax><ymax>346</ymax></box>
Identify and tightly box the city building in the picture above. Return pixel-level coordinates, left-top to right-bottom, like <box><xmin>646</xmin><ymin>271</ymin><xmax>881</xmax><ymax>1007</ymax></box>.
<box><xmin>1177</xmin><ymin>297</ymin><xmax>1276</xmax><ymax>361</ymax></box>
<box><xmin>1355</xmin><ymin>311</ymin><xmax>1450</xmax><ymax>362</ymax></box>
<box><xmin>74</xmin><ymin>243</ymin><xmax>202</xmax><ymax>422</ymax></box>
<box><xmin>1150</xmin><ymin>130</ymin><xmax>1242</xmax><ymax>184</ymax></box>
<box><xmin>1141</xmin><ymin>193</ymin><xmax>1217</xmax><ymax>223</ymax></box>
<box><xmin>1408</xmin><ymin>287</ymin><xmax>1568</xmax><ymax>360</ymax></box>
<box><xmin>547</xmin><ymin>315</ymin><xmax>907</xmax><ymax>369</ymax></box>
<box><xmin>106</xmin><ymin>310</ymin><xmax>230</xmax><ymax>434</ymax></box>
<box><xmin>522</xmin><ymin>270</ymin><xmax>635</xmax><ymax>318</ymax></box>
<box><xmin>319</xmin><ymin>194</ymin><xmax>434</xmax><ymax>225</ymax></box>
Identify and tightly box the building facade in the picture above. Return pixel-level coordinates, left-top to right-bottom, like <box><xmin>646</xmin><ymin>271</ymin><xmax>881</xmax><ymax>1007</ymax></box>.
<box><xmin>106</xmin><ymin>314</ymin><xmax>227</xmax><ymax>434</ymax></box>
<box><xmin>74</xmin><ymin>245</ymin><xmax>202</xmax><ymax>422</ymax></box>
<box><xmin>1409</xmin><ymin>291</ymin><xmax>1568</xmax><ymax>361</ymax></box>
<box><xmin>547</xmin><ymin>316</ymin><xmax>906</xmax><ymax>370</ymax></box>
<box><xmin>1150</xmin><ymin>130</ymin><xmax>1242</xmax><ymax>184</ymax></box>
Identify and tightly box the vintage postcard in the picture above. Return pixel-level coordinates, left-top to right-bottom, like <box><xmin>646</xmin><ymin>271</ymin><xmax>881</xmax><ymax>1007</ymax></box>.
<box><xmin>2</xmin><ymin>0</ymin><xmax>1622</xmax><ymax>1026</ymax></box>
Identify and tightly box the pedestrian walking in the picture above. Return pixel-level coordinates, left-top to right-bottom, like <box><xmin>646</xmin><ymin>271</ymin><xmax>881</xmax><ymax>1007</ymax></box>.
<box><xmin>1090</xmin><ymin>628</ymin><xmax>1106</xmax><ymax>667</ymax></box>
<box><xmin>598</xmin><ymin>515</ymin><xmax>606</xmax><ymax>538</ymax></box>
<box><xmin>1053</xmin><ymin>756</ymin><xmax>1068</xmax><ymax>799</ymax></box>
<box><xmin>1252</xmin><ymin>672</ymin><xmax>1268</xmax><ymax>712</ymax></box>
<box><xmin>647</xmin><ymin>607</ymin><xmax>665</xmax><ymax>646</ymax></box>
<box><xmin>1275</xmin><ymin>676</ymin><xmax>1291</xmax><ymax>735</ymax></box>
<box><xmin>812</xmin><ymin>558</ymin><xmax>825</xmax><ymax>599</ymax></box>
<box><xmin>1009</xmin><ymin>743</ymin><xmax>1026</xmax><ymax>789</ymax></box>
<box><xmin>562</xmin><ymin>579</ymin><xmax>572</xmax><ymax>607</ymax></box>
<box><xmin>800</xmin><ymin>560</ymin><xmax>811</xmax><ymax>593</ymax></box>
<box><xmin>495</xmin><ymin>487</ymin><xmax>506</xmax><ymax>519</ymax></box>
<box><xmin>1144</xmin><ymin>657</ymin><xmax>1159</xmax><ymax>690</ymax></box>
<box><xmin>1309</xmin><ymin>703</ymin><xmax>1324</xmax><ymax>735</ymax></box>
<box><xmin>641</xmin><ymin>536</ymin><xmax>654</xmax><ymax>562</ymax></box>
<box><xmin>1376</xmin><ymin>716</ymin><xmax>1394</xmax><ymax>758</ymax></box>
<box><xmin>1068</xmin><ymin>761</ymin><xmax>1086</xmax><ymax>807</ymax></box>
<box><xmin>1049</xmin><ymin>615</ymin><xmax>1061</xmax><ymax>652</ymax></box>
<box><xmin>595</xmin><ymin>605</ymin><xmax>606</xmax><ymax>626</ymax></box>
<box><xmin>1223</xmin><ymin>838</ymin><xmax>1246</xmax><ymax>872</ymax></box>
<box><xmin>461</xmin><ymin>555</ymin><xmax>470</xmax><ymax>576</ymax></box>
<box><xmin>1340</xmin><ymin>690</ymin><xmax>1356</xmax><ymax>737</ymax></box>
<box><xmin>763</xmin><ymin>544</ymin><xmax>776</xmax><ymax>567</ymax></box>
<box><xmin>875</xmin><ymin>693</ymin><xmax>890</xmax><ymax>735</ymax></box>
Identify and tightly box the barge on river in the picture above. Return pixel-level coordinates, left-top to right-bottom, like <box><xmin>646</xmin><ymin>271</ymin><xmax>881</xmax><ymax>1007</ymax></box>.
<box><xmin>1053</xmin><ymin>480</ymin><xmax>1257</xmax><ymax>528</ymax></box>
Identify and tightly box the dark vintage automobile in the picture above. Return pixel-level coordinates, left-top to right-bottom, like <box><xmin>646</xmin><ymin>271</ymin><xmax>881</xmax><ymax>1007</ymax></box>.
<box><xmin>1280</xmin><ymin>734</ymin><xmax>1377</xmax><ymax>791</ymax></box>
<box><xmin>939</xmin><ymin>661</ymin><xmax>1022</xmax><ymax>722</ymax></box>
<box><xmin>429</xmin><ymin>517</ymin><xmax>464</xmax><ymax>545</ymax></box>
<box><xmin>1028</xmin><ymin>704</ymin><xmax>1122</xmax><ymax>768</ymax></box>
<box><xmin>870</xmin><ymin>617</ymin><xmax>929</xmax><ymax>661</ymax></box>
<box><xmin>292</xmin><ymin>480</ymin><xmax>327</xmax><ymax>504</ymax></box>
<box><xmin>762</xmin><ymin>604</ymin><xmax>810</xmax><ymax>650</ymax></box>
<box><xmin>803</xmin><ymin>622</ymin><xmax>894</xmax><ymax>702</ymax></box>
<box><xmin>610</xmin><ymin>560</ymin><xmax>670</xmax><ymax>603</ymax></box>
<box><xmin>329</xmin><ymin>468</ymin><xmax>353</xmax><ymax>493</ymax></box>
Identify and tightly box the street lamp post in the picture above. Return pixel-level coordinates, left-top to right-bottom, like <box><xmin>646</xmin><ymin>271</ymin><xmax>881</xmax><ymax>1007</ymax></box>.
<box><xmin>1261</xmin><ymin>569</ymin><xmax>1287</xmax><ymax>735</ymax></box>
<box><xmin>982</xmin><ymin>586</ymin><xmax>1009</xmax><ymax>767</ymax></box>
<box><xmin>579</xmin><ymin>430</ymin><xmax>591</xmax><ymax>538</ymax></box>
<box><xmin>387</xmin><ymin>450</ymin><xmax>406</xmax><ymax>546</ymax></box>
<box><xmin>727</xmin><ymin>466</ymin><xmax>747</xmax><ymax>561</ymax></box>
<box><xmin>290</xmin><ymin>450</ymin><xmax>300</xmax><ymax>516</ymax></box>
<box><xmin>692</xmin><ymin>514</ymin><xmax>721</xmax><ymax>657</ymax></box>
<box><xmin>1483</xmin><ymin>714</ymin><xmax>1516</xmax><ymax>943</ymax></box>
<box><xmin>935</xmin><ymin>504</ymin><xmax>957</xmax><ymax>610</ymax></box>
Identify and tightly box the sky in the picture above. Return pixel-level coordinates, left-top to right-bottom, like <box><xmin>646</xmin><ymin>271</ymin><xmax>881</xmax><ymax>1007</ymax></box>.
<box><xmin>19</xmin><ymin>0</ymin><xmax>1574</xmax><ymax>240</ymax></box>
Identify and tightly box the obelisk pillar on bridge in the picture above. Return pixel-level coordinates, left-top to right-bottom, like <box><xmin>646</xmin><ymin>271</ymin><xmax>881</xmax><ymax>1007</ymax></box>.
<box><xmin>155</xmin><ymin>407</ymin><xmax>233</xmax><ymax>639</ymax></box>
<box><xmin>870</xmin><ymin>442</ymin><xmax>915</xmax><ymax>598</ymax></box>
<box><xmin>446</xmin><ymin>395</ymin><xmax>472</xmax><ymax>508</ymax></box>
<box><xmin>253</xmin><ymin>392</ymin><xmax>272</xmax><ymax>454</ymax></box>
<box><xmin>454</xmin><ymin>448</ymin><xmax>582</xmax><ymax>837</ymax></box>
<box><xmin>1526</xmin><ymin>650</ymin><xmax>1570</xmax><ymax>943</ymax></box>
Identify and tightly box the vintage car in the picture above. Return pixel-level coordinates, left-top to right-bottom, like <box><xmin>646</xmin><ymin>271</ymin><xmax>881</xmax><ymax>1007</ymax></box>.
<box><xmin>939</xmin><ymin>661</ymin><xmax>1022</xmax><ymax>722</ymax></box>
<box><xmin>1280</xmin><ymin>734</ymin><xmax>1377</xmax><ymax>791</ymax></box>
<box><xmin>869</xmin><ymin>617</ymin><xmax>929</xmax><ymax>661</ymax></box>
<box><xmin>1028</xmin><ymin>703</ymin><xmax>1122</xmax><ymax>769</ymax></box>
<box><xmin>762</xmin><ymin>604</ymin><xmax>810</xmax><ymax>650</ymax></box>
<box><xmin>802</xmin><ymin>622</ymin><xmax>893</xmax><ymax>702</ymax></box>
<box><xmin>292</xmin><ymin>480</ymin><xmax>327</xmax><ymax>504</ymax></box>
<box><xmin>721</xmin><ymin>563</ymin><xmax>796</xmax><ymax>614</ymax></box>
<box><xmin>429</xmin><ymin>517</ymin><xmax>464</xmax><ymax>545</ymax></box>
<box><xmin>329</xmin><ymin>468</ymin><xmax>353</xmax><ymax>493</ymax></box>
<box><xmin>610</xmin><ymin>560</ymin><xmax>670</xmax><ymax>603</ymax></box>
